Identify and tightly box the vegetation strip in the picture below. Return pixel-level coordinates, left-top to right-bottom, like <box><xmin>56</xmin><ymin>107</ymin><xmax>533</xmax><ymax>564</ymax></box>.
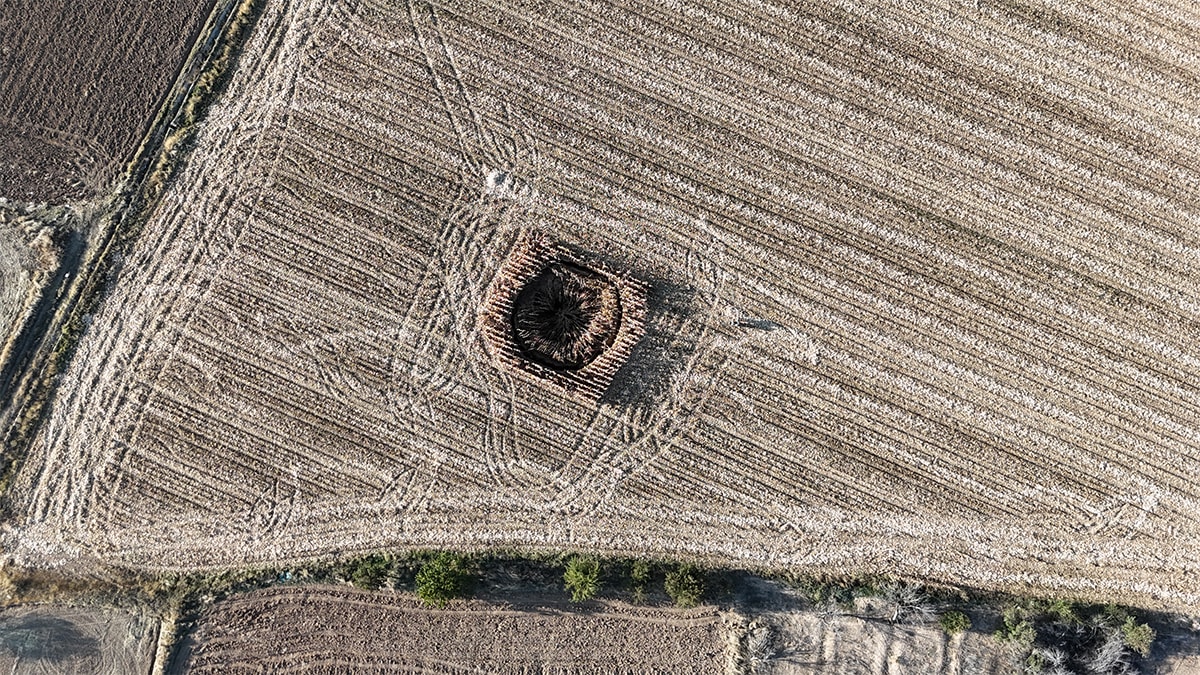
<box><xmin>0</xmin><ymin>552</ymin><xmax>1175</xmax><ymax>675</ymax></box>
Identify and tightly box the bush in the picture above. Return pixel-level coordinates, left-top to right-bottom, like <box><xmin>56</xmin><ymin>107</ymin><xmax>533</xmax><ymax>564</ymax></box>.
<box><xmin>939</xmin><ymin>610</ymin><xmax>971</xmax><ymax>635</ymax></box>
<box><xmin>347</xmin><ymin>554</ymin><xmax>392</xmax><ymax>590</ymax></box>
<box><xmin>415</xmin><ymin>553</ymin><xmax>470</xmax><ymax>608</ymax></box>
<box><xmin>993</xmin><ymin>601</ymin><xmax>1152</xmax><ymax>674</ymax></box>
<box><xmin>664</xmin><ymin>565</ymin><xmax>704</xmax><ymax>608</ymax></box>
<box><xmin>563</xmin><ymin>556</ymin><xmax>600</xmax><ymax>602</ymax></box>
<box><xmin>879</xmin><ymin>581</ymin><xmax>935</xmax><ymax>624</ymax></box>
<box><xmin>996</xmin><ymin>607</ymin><xmax>1036</xmax><ymax>647</ymax></box>
<box><xmin>629</xmin><ymin>560</ymin><xmax>651</xmax><ymax>603</ymax></box>
<box><xmin>1120</xmin><ymin>617</ymin><xmax>1155</xmax><ymax>657</ymax></box>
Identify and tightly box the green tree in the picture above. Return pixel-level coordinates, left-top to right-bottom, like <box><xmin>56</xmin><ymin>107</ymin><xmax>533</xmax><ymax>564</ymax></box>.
<box><xmin>563</xmin><ymin>555</ymin><xmax>600</xmax><ymax>602</ymax></box>
<box><xmin>1120</xmin><ymin>617</ymin><xmax>1156</xmax><ymax>657</ymax></box>
<box><xmin>630</xmin><ymin>560</ymin><xmax>652</xmax><ymax>603</ymax></box>
<box><xmin>938</xmin><ymin>610</ymin><xmax>971</xmax><ymax>636</ymax></box>
<box><xmin>664</xmin><ymin>565</ymin><xmax>704</xmax><ymax>608</ymax></box>
<box><xmin>348</xmin><ymin>554</ymin><xmax>391</xmax><ymax>590</ymax></box>
<box><xmin>415</xmin><ymin>552</ymin><xmax>470</xmax><ymax>608</ymax></box>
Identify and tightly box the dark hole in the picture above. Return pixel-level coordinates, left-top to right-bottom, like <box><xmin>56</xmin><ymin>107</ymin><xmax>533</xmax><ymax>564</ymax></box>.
<box><xmin>510</xmin><ymin>260</ymin><xmax>622</xmax><ymax>370</ymax></box>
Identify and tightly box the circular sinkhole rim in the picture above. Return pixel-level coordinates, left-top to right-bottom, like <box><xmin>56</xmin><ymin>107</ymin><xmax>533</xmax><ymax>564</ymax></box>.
<box><xmin>508</xmin><ymin>259</ymin><xmax>624</xmax><ymax>371</ymax></box>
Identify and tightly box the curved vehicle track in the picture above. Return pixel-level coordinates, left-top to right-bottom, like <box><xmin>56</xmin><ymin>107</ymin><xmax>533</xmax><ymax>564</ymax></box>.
<box><xmin>5</xmin><ymin>0</ymin><xmax>1200</xmax><ymax>612</ymax></box>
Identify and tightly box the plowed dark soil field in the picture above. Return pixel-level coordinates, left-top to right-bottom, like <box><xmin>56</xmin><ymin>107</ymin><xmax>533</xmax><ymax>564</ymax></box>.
<box><xmin>0</xmin><ymin>0</ymin><xmax>215</xmax><ymax>202</ymax></box>
<box><xmin>172</xmin><ymin>587</ymin><xmax>728</xmax><ymax>674</ymax></box>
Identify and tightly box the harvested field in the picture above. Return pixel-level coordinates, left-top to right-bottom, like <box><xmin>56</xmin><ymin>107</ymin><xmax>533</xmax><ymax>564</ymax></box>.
<box><xmin>0</xmin><ymin>0</ymin><xmax>216</xmax><ymax>201</ymax></box>
<box><xmin>0</xmin><ymin>604</ymin><xmax>159</xmax><ymax>674</ymax></box>
<box><xmin>171</xmin><ymin>586</ymin><xmax>727</xmax><ymax>674</ymax></box>
<box><xmin>8</xmin><ymin>0</ymin><xmax>1200</xmax><ymax>612</ymax></box>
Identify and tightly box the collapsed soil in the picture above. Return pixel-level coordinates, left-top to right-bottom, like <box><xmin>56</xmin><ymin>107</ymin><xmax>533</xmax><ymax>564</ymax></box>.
<box><xmin>511</xmin><ymin>261</ymin><xmax>621</xmax><ymax>370</ymax></box>
<box><xmin>7</xmin><ymin>0</ymin><xmax>1200</xmax><ymax>614</ymax></box>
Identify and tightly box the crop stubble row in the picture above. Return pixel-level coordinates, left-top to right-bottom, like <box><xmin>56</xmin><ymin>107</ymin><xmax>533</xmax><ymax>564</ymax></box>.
<box><xmin>7</xmin><ymin>0</ymin><xmax>1200</xmax><ymax>608</ymax></box>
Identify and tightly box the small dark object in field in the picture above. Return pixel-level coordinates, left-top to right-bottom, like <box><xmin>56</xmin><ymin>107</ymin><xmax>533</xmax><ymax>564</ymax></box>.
<box><xmin>733</xmin><ymin>318</ymin><xmax>781</xmax><ymax>331</ymax></box>
<box><xmin>511</xmin><ymin>261</ymin><xmax>621</xmax><ymax>370</ymax></box>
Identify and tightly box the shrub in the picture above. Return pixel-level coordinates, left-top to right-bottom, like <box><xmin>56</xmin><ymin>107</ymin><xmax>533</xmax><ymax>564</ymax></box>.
<box><xmin>939</xmin><ymin>610</ymin><xmax>971</xmax><ymax>635</ymax></box>
<box><xmin>1120</xmin><ymin>617</ymin><xmax>1155</xmax><ymax>657</ymax></box>
<box><xmin>664</xmin><ymin>565</ymin><xmax>704</xmax><ymax>608</ymax></box>
<box><xmin>1085</xmin><ymin>627</ymin><xmax>1130</xmax><ymax>674</ymax></box>
<box><xmin>1025</xmin><ymin>650</ymin><xmax>1046</xmax><ymax>674</ymax></box>
<box><xmin>1045</xmin><ymin>599</ymin><xmax>1080</xmax><ymax>625</ymax></box>
<box><xmin>1100</xmin><ymin>604</ymin><xmax>1130</xmax><ymax>626</ymax></box>
<box><xmin>745</xmin><ymin>620</ymin><xmax>778</xmax><ymax>670</ymax></box>
<box><xmin>788</xmin><ymin>575</ymin><xmax>861</xmax><ymax>610</ymax></box>
<box><xmin>629</xmin><ymin>560</ymin><xmax>651</xmax><ymax>603</ymax></box>
<box><xmin>415</xmin><ymin>553</ymin><xmax>470</xmax><ymax>608</ymax></box>
<box><xmin>996</xmin><ymin>607</ymin><xmax>1036</xmax><ymax>648</ymax></box>
<box><xmin>563</xmin><ymin>555</ymin><xmax>600</xmax><ymax>602</ymax></box>
<box><xmin>348</xmin><ymin>554</ymin><xmax>391</xmax><ymax>590</ymax></box>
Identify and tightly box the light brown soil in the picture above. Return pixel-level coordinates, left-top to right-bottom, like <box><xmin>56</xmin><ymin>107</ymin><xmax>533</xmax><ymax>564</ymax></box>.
<box><xmin>7</xmin><ymin>0</ymin><xmax>1200</xmax><ymax>612</ymax></box>
<box><xmin>0</xmin><ymin>204</ymin><xmax>64</xmax><ymax>377</ymax></box>
<box><xmin>758</xmin><ymin>609</ymin><xmax>1014</xmax><ymax>675</ymax></box>
<box><xmin>172</xmin><ymin>586</ymin><xmax>727</xmax><ymax>674</ymax></box>
<box><xmin>0</xmin><ymin>604</ymin><xmax>159</xmax><ymax>674</ymax></box>
<box><xmin>0</xmin><ymin>0</ymin><xmax>215</xmax><ymax>201</ymax></box>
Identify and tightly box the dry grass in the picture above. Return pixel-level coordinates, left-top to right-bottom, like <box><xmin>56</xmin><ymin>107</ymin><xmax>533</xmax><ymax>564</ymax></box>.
<box><xmin>0</xmin><ymin>205</ymin><xmax>63</xmax><ymax>363</ymax></box>
<box><xmin>5</xmin><ymin>0</ymin><xmax>1200</xmax><ymax>615</ymax></box>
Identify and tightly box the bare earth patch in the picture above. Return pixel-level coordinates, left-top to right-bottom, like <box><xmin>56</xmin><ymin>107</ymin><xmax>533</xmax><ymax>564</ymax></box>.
<box><xmin>0</xmin><ymin>0</ymin><xmax>215</xmax><ymax>200</ymax></box>
<box><xmin>0</xmin><ymin>604</ymin><xmax>159</xmax><ymax>674</ymax></box>
<box><xmin>172</xmin><ymin>586</ymin><xmax>726</xmax><ymax>674</ymax></box>
<box><xmin>7</xmin><ymin>0</ymin><xmax>1200</xmax><ymax>612</ymax></box>
<box><xmin>757</xmin><ymin>609</ymin><xmax>1012</xmax><ymax>675</ymax></box>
